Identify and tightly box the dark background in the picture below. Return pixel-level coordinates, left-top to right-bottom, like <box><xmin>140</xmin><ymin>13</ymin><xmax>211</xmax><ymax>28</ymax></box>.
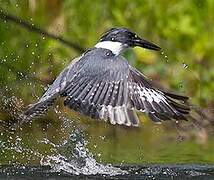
<box><xmin>0</xmin><ymin>0</ymin><xmax>213</xmax><ymax>165</ymax></box>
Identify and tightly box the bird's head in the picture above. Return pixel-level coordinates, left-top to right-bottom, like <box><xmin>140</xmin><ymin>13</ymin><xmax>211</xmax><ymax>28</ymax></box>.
<box><xmin>95</xmin><ymin>27</ymin><xmax>161</xmax><ymax>55</ymax></box>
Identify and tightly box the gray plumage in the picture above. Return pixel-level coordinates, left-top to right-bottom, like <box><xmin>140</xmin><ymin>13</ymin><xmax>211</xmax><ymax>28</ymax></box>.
<box><xmin>23</xmin><ymin>48</ymin><xmax>190</xmax><ymax>126</ymax></box>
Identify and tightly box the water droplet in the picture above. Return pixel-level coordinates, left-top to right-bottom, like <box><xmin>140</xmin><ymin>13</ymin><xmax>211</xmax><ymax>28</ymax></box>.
<box><xmin>100</xmin><ymin>136</ymin><xmax>106</xmax><ymax>140</ymax></box>
<box><xmin>32</xmin><ymin>51</ymin><xmax>35</xmax><ymax>55</ymax></box>
<box><xmin>182</xmin><ymin>62</ymin><xmax>188</xmax><ymax>69</ymax></box>
<box><xmin>160</xmin><ymin>51</ymin><xmax>169</xmax><ymax>62</ymax></box>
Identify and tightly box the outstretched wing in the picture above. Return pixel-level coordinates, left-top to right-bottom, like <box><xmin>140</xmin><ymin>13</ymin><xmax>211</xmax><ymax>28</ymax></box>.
<box><xmin>23</xmin><ymin>48</ymin><xmax>190</xmax><ymax>126</ymax></box>
<box><xmin>128</xmin><ymin>66</ymin><xmax>190</xmax><ymax>122</ymax></box>
<box><xmin>23</xmin><ymin>55</ymin><xmax>83</xmax><ymax>120</ymax></box>
<box><xmin>61</xmin><ymin>50</ymin><xmax>139</xmax><ymax>126</ymax></box>
<box><xmin>24</xmin><ymin>49</ymin><xmax>138</xmax><ymax>126</ymax></box>
<box><xmin>60</xmin><ymin>51</ymin><xmax>190</xmax><ymax>126</ymax></box>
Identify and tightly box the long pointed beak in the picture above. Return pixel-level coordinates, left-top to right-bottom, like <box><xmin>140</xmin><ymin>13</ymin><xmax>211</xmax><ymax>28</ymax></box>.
<box><xmin>134</xmin><ymin>38</ymin><xmax>161</xmax><ymax>51</ymax></box>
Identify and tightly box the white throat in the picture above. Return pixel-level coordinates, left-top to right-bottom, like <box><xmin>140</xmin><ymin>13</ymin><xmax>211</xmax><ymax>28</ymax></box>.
<box><xmin>95</xmin><ymin>41</ymin><xmax>127</xmax><ymax>55</ymax></box>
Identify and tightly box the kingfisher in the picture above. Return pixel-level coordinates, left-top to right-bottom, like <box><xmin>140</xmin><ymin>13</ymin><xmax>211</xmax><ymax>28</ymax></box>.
<box><xmin>23</xmin><ymin>28</ymin><xmax>190</xmax><ymax>126</ymax></box>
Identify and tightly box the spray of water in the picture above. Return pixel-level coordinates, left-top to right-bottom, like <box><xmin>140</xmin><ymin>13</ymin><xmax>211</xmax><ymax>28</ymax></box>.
<box><xmin>0</xmin><ymin>98</ymin><xmax>127</xmax><ymax>176</ymax></box>
<box><xmin>39</xmin><ymin>133</ymin><xmax>126</xmax><ymax>175</ymax></box>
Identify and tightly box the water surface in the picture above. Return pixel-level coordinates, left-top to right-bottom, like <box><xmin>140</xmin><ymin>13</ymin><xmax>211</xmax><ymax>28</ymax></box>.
<box><xmin>0</xmin><ymin>106</ymin><xmax>214</xmax><ymax>179</ymax></box>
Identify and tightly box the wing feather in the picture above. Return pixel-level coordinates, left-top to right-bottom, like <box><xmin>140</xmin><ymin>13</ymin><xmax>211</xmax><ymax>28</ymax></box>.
<box><xmin>127</xmin><ymin>66</ymin><xmax>190</xmax><ymax>122</ymax></box>
<box><xmin>22</xmin><ymin>56</ymin><xmax>83</xmax><ymax>121</ymax></box>
<box><xmin>23</xmin><ymin>48</ymin><xmax>190</xmax><ymax>126</ymax></box>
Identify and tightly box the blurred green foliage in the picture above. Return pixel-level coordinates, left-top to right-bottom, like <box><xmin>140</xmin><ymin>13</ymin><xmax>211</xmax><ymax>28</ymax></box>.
<box><xmin>0</xmin><ymin>0</ymin><xmax>214</xmax><ymax>107</ymax></box>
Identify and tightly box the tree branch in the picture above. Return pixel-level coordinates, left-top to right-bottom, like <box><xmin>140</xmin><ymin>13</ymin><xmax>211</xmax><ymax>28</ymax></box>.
<box><xmin>0</xmin><ymin>10</ymin><xmax>85</xmax><ymax>53</ymax></box>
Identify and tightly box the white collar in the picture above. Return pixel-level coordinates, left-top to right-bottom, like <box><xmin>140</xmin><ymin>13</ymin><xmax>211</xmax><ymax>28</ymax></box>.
<box><xmin>95</xmin><ymin>41</ymin><xmax>128</xmax><ymax>55</ymax></box>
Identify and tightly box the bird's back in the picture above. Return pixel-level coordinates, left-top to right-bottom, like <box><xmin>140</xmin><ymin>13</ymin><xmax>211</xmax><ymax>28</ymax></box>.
<box><xmin>76</xmin><ymin>48</ymin><xmax>129</xmax><ymax>82</ymax></box>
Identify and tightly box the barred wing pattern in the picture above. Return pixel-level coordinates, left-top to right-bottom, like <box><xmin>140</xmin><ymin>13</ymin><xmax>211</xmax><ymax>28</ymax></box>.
<box><xmin>23</xmin><ymin>56</ymin><xmax>83</xmax><ymax>120</ymax></box>
<box><xmin>62</xmin><ymin>66</ymin><xmax>190</xmax><ymax>126</ymax></box>
<box><xmin>61</xmin><ymin>50</ymin><xmax>140</xmax><ymax>126</ymax></box>
<box><xmin>63</xmin><ymin>77</ymin><xmax>139</xmax><ymax>126</ymax></box>
<box><xmin>128</xmin><ymin>67</ymin><xmax>190</xmax><ymax>123</ymax></box>
<box><xmin>23</xmin><ymin>48</ymin><xmax>190</xmax><ymax>126</ymax></box>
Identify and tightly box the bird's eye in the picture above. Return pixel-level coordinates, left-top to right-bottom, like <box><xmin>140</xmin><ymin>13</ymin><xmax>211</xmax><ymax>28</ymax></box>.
<box><xmin>111</xmin><ymin>37</ymin><xmax>115</xmax><ymax>41</ymax></box>
<box><xmin>134</xmin><ymin>34</ymin><xmax>138</xmax><ymax>38</ymax></box>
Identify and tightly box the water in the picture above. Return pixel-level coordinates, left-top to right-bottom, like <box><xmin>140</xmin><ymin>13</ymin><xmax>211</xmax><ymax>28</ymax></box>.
<box><xmin>38</xmin><ymin>124</ymin><xmax>126</xmax><ymax>176</ymax></box>
<box><xmin>0</xmin><ymin>97</ymin><xmax>214</xmax><ymax>179</ymax></box>
<box><xmin>0</xmin><ymin>165</ymin><xmax>213</xmax><ymax>179</ymax></box>
<box><xmin>0</xmin><ymin>106</ymin><xmax>127</xmax><ymax>177</ymax></box>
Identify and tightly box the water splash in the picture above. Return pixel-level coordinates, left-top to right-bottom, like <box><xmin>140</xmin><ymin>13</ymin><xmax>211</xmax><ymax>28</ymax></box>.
<box><xmin>39</xmin><ymin>126</ymin><xmax>127</xmax><ymax>176</ymax></box>
<box><xmin>0</xmin><ymin>98</ymin><xmax>127</xmax><ymax>176</ymax></box>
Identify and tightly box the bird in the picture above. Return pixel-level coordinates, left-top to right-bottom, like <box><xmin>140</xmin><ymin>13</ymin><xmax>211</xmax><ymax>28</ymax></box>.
<box><xmin>22</xmin><ymin>27</ymin><xmax>190</xmax><ymax>127</ymax></box>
